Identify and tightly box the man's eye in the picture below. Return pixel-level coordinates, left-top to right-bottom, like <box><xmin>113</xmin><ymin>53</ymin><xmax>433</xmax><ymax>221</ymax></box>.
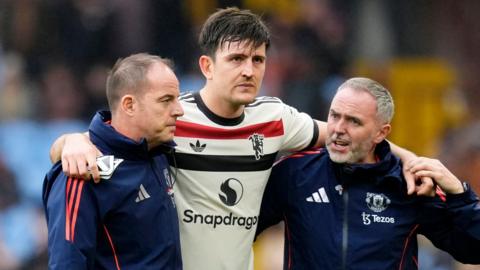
<box><xmin>350</xmin><ymin>119</ymin><xmax>361</xmax><ymax>125</ymax></box>
<box><xmin>253</xmin><ymin>57</ymin><xmax>264</xmax><ymax>64</ymax></box>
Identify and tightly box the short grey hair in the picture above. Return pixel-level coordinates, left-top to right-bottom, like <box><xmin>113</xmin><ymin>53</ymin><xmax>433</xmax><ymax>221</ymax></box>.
<box><xmin>106</xmin><ymin>53</ymin><xmax>174</xmax><ymax>110</ymax></box>
<box><xmin>337</xmin><ymin>77</ymin><xmax>394</xmax><ymax>124</ymax></box>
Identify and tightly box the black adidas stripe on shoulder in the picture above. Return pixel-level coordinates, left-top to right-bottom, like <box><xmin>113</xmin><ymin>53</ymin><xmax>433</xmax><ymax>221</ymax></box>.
<box><xmin>179</xmin><ymin>92</ymin><xmax>196</xmax><ymax>102</ymax></box>
<box><xmin>247</xmin><ymin>96</ymin><xmax>282</xmax><ymax>107</ymax></box>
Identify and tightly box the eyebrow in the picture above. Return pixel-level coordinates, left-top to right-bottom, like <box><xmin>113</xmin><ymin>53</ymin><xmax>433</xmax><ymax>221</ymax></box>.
<box><xmin>330</xmin><ymin>109</ymin><xmax>362</xmax><ymax>123</ymax></box>
<box><xmin>226</xmin><ymin>51</ymin><xmax>266</xmax><ymax>59</ymax></box>
<box><xmin>156</xmin><ymin>94</ymin><xmax>175</xmax><ymax>100</ymax></box>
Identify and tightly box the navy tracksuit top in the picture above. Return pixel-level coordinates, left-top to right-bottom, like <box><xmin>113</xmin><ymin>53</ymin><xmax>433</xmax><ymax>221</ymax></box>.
<box><xmin>43</xmin><ymin>111</ymin><xmax>182</xmax><ymax>269</ymax></box>
<box><xmin>257</xmin><ymin>140</ymin><xmax>480</xmax><ymax>270</ymax></box>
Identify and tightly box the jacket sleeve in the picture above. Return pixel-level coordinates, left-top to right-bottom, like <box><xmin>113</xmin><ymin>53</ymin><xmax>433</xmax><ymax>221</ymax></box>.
<box><xmin>256</xmin><ymin>159</ymin><xmax>291</xmax><ymax>238</ymax></box>
<box><xmin>419</xmin><ymin>184</ymin><xmax>480</xmax><ymax>264</ymax></box>
<box><xmin>44</xmin><ymin>170</ymin><xmax>99</xmax><ymax>269</ymax></box>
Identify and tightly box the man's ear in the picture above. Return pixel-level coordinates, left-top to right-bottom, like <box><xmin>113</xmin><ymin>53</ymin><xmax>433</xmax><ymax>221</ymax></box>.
<box><xmin>199</xmin><ymin>55</ymin><xmax>214</xmax><ymax>80</ymax></box>
<box><xmin>374</xmin><ymin>124</ymin><xmax>391</xmax><ymax>144</ymax></box>
<box><xmin>120</xmin><ymin>95</ymin><xmax>135</xmax><ymax>116</ymax></box>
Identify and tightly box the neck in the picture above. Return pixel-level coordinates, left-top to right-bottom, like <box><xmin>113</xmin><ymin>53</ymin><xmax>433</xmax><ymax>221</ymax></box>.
<box><xmin>361</xmin><ymin>146</ymin><xmax>379</xmax><ymax>164</ymax></box>
<box><xmin>110</xmin><ymin>114</ymin><xmax>143</xmax><ymax>144</ymax></box>
<box><xmin>200</xmin><ymin>87</ymin><xmax>244</xmax><ymax>118</ymax></box>
<box><xmin>362</xmin><ymin>154</ymin><xmax>377</xmax><ymax>164</ymax></box>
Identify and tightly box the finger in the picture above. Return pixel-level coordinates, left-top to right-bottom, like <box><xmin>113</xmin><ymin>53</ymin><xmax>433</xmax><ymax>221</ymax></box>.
<box><xmin>403</xmin><ymin>169</ymin><xmax>415</xmax><ymax>195</ymax></box>
<box><xmin>77</xmin><ymin>158</ymin><xmax>90</xmax><ymax>180</ymax></box>
<box><xmin>408</xmin><ymin>162</ymin><xmax>434</xmax><ymax>174</ymax></box>
<box><xmin>65</xmin><ymin>156</ymin><xmax>80</xmax><ymax>178</ymax></box>
<box><xmin>404</xmin><ymin>158</ymin><xmax>417</xmax><ymax>171</ymax></box>
<box><xmin>87</xmin><ymin>158</ymin><xmax>100</xmax><ymax>183</ymax></box>
<box><xmin>414</xmin><ymin>170</ymin><xmax>440</xmax><ymax>180</ymax></box>
<box><xmin>415</xmin><ymin>177</ymin><xmax>435</xmax><ymax>197</ymax></box>
<box><xmin>62</xmin><ymin>157</ymin><xmax>70</xmax><ymax>176</ymax></box>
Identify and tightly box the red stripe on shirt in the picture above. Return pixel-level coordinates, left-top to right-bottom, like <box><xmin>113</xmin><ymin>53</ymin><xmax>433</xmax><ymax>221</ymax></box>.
<box><xmin>436</xmin><ymin>186</ymin><xmax>447</xmax><ymax>202</ymax></box>
<box><xmin>274</xmin><ymin>149</ymin><xmax>323</xmax><ymax>166</ymax></box>
<box><xmin>70</xmin><ymin>181</ymin><xmax>84</xmax><ymax>242</ymax></box>
<box><xmin>65</xmin><ymin>178</ymin><xmax>73</xmax><ymax>241</ymax></box>
<box><xmin>398</xmin><ymin>224</ymin><xmax>419</xmax><ymax>270</ymax></box>
<box><xmin>284</xmin><ymin>215</ymin><xmax>293</xmax><ymax>270</ymax></box>
<box><xmin>103</xmin><ymin>225</ymin><xmax>121</xmax><ymax>270</ymax></box>
<box><xmin>174</xmin><ymin>120</ymin><xmax>284</xmax><ymax>139</ymax></box>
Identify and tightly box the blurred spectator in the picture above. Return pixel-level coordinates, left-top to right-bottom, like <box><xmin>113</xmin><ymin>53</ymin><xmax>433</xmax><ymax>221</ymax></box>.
<box><xmin>83</xmin><ymin>63</ymin><xmax>109</xmax><ymax>114</ymax></box>
<box><xmin>0</xmin><ymin>62</ymin><xmax>88</xmax><ymax>207</ymax></box>
<box><xmin>439</xmin><ymin>123</ymin><xmax>480</xmax><ymax>195</ymax></box>
<box><xmin>47</xmin><ymin>0</ymin><xmax>115</xmax><ymax>75</ymax></box>
<box><xmin>0</xmin><ymin>157</ymin><xmax>47</xmax><ymax>270</ymax></box>
<box><xmin>36</xmin><ymin>62</ymin><xmax>87</xmax><ymax>120</ymax></box>
<box><xmin>0</xmin><ymin>53</ymin><xmax>37</xmax><ymax>120</ymax></box>
<box><xmin>415</xmin><ymin>122</ymin><xmax>480</xmax><ymax>270</ymax></box>
<box><xmin>259</xmin><ymin>0</ymin><xmax>348</xmax><ymax>120</ymax></box>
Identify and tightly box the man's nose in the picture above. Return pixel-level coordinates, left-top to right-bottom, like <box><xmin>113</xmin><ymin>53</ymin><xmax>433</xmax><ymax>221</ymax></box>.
<box><xmin>172</xmin><ymin>101</ymin><xmax>184</xmax><ymax>117</ymax></box>
<box><xmin>333</xmin><ymin>119</ymin><xmax>346</xmax><ymax>133</ymax></box>
<box><xmin>242</xmin><ymin>60</ymin><xmax>253</xmax><ymax>77</ymax></box>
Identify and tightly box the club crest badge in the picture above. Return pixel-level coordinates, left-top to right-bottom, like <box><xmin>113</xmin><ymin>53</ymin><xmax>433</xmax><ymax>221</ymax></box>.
<box><xmin>248</xmin><ymin>133</ymin><xmax>264</xmax><ymax>160</ymax></box>
<box><xmin>365</xmin><ymin>192</ymin><xmax>391</xmax><ymax>213</ymax></box>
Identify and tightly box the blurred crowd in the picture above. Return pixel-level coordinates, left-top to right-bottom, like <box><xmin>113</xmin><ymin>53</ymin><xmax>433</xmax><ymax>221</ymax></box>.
<box><xmin>0</xmin><ymin>0</ymin><xmax>479</xmax><ymax>269</ymax></box>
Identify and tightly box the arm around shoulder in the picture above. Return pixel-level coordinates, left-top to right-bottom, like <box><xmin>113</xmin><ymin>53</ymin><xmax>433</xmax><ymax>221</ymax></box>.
<box><xmin>49</xmin><ymin>132</ymin><xmax>102</xmax><ymax>181</ymax></box>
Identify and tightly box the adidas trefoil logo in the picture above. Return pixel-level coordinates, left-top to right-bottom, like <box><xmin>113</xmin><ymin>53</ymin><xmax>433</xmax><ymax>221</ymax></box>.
<box><xmin>135</xmin><ymin>184</ymin><xmax>151</xmax><ymax>203</ymax></box>
<box><xmin>306</xmin><ymin>187</ymin><xmax>330</xmax><ymax>203</ymax></box>
<box><xmin>190</xmin><ymin>140</ymin><xmax>206</xmax><ymax>152</ymax></box>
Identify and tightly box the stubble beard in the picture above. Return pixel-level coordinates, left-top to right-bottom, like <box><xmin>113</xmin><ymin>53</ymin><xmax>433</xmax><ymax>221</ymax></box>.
<box><xmin>327</xmin><ymin>139</ymin><xmax>374</xmax><ymax>164</ymax></box>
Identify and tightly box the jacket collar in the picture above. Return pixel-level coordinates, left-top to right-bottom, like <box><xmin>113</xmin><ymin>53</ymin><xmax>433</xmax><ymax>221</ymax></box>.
<box><xmin>89</xmin><ymin>110</ymin><xmax>175</xmax><ymax>160</ymax></box>
<box><xmin>328</xmin><ymin>140</ymin><xmax>404</xmax><ymax>186</ymax></box>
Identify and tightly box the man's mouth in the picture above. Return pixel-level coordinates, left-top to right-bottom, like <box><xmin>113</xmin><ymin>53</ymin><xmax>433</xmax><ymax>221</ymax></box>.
<box><xmin>333</xmin><ymin>139</ymin><xmax>349</xmax><ymax>146</ymax></box>
<box><xmin>328</xmin><ymin>137</ymin><xmax>350</xmax><ymax>152</ymax></box>
<box><xmin>237</xmin><ymin>82</ymin><xmax>255</xmax><ymax>88</ymax></box>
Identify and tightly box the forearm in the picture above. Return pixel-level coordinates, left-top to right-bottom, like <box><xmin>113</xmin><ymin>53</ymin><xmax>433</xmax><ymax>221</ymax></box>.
<box><xmin>313</xmin><ymin>120</ymin><xmax>327</xmax><ymax>148</ymax></box>
<box><xmin>49</xmin><ymin>132</ymin><xmax>90</xmax><ymax>163</ymax></box>
<box><xmin>388</xmin><ymin>140</ymin><xmax>416</xmax><ymax>161</ymax></box>
<box><xmin>50</xmin><ymin>134</ymin><xmax>67</xmax><ymax>163</ymax></box>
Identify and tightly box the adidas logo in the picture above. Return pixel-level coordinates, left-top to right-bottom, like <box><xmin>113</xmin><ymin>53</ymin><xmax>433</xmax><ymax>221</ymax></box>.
<box><xmin>306</xmin><ymin>187</ymin><xmax>330</xmax><ymax>203</ymax></box>
<box><xmin>135</xmin><ymin>184</ymin><xmax>151</xmax><ymax>203</ymax></box>
<box><xmin>190</xmin><ymin>140</ymin><xmax>206</xmax><ymax>152</ymax></box>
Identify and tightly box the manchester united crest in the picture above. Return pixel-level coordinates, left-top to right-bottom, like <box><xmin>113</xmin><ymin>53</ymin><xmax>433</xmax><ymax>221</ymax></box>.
<box><xmin>248</xmin><ymin>133</ymin><xmax>264</xmax><ymax>160</ymax></box>
<box><xmin>365</xmin><ymin>192</ymin><xmax>391</xmax><ymax>213</ymax></box>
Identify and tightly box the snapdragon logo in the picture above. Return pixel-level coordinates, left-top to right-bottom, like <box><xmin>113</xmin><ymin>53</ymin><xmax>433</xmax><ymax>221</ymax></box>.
<box><xmin>219</xmin><ymin>178</ymin><xmax>243</xmax><ymax>206</ymax></box>
<box><xmin>183</xmin><ymin>210</ymin><xmax>258</xmax><ymax>230</ymax></box>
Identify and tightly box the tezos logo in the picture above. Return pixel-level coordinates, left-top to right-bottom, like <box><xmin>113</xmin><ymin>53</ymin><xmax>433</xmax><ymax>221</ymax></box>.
<box><xmin>365</xmin><ymin>192</ymin><xmax>391</xmax><ymax>213</ymax></box>
<box><xmin>219</xmin><ymin>178</ymin><xmax>244</xmax><ymax>206</ymax></box>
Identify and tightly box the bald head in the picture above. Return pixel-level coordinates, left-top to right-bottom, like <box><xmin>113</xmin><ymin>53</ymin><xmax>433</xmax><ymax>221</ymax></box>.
<box><xmin>106</xmin><ymin>53</ymin><xmax>175</xmax><ymax>111</ymax></box>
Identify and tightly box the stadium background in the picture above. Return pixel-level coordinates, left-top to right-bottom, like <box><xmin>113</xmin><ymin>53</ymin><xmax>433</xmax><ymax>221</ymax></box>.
<box><xmin>0</xmin><ymin>0</ymin><xmax>479</xmax><ymax>269</ymax></box>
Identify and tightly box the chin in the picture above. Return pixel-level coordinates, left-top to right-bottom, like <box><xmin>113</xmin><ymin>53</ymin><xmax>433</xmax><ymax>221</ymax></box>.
<box><xmin>327</xmin><ymin>150</ymin><xmax>350</xmax><ymax>164</ymax></box>
<box><xmin>235</xmin><ymin>95</ymin><xmax>257</xmax><ymax>105</ymax></box>
<box><xmin>235</xmin><ymin>89</ymin><xmax>258</xmax><ymax>101</ymax></box>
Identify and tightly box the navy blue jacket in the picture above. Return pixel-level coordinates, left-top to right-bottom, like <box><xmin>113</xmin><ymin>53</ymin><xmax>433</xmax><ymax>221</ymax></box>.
<box><xmin>43</xmin><ymin>111</ymin><xmax>182</xmax><ymax>269</ymax></box>
<box><xmin>257</xmin><ymin>141</ymin><xmax>480</xmax><ymax>270</ymax></box>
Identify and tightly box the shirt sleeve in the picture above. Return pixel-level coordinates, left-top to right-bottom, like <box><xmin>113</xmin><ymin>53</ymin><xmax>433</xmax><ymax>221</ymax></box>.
<box><xmin>44</xmin><ymin>172</ymin><xmax>99</xmax><ymax>269</ymax></box>
<box><xmin>279</xmin><ymin>103</ymin><xmax>319</xmax><ymax>152</ymax></box>
<box><xmin>419</xmin><ymin>186</ymin><xmax>480</xmax><ymax>264</ymax></box>
<box><xmin>256</xmin><ymin>159</ymin><xmax>291</xmax><ymax>237</ymax></box>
